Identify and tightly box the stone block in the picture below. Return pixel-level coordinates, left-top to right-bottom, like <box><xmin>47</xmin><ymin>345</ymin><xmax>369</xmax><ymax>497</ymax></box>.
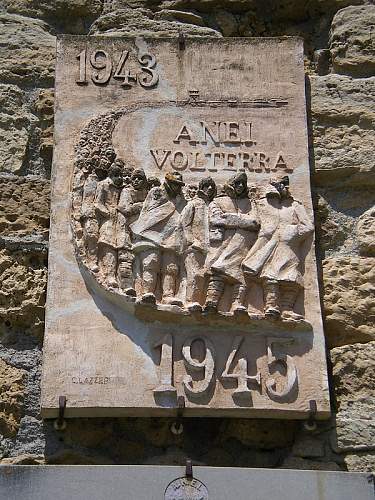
<box><xmin>344</xmin><ymin>452</ymin><xmax>375</xmax><ymax>473</ymax></box>
<box><xmin>0</xmin><ymin>14</ymin><xmax>55</xmax><ymax>87</ymax></box>
<box><xmin>89</xmin><ymin>8</ymin><xmax>221</xmax><ymax>36</ymax></box>
<box><xmin>0</xmin><ymin>176</ymin><xmax>50</xmax><ymax>238</ymax></box>
<box><xmin>0</xmin><ymin>249</ymin><xmax>47</xmax><ymax>338</ymax></box>
<box><xmin>357</xmin><ymin>206</ymin><xmax>375</xmax><ymax>257</ymax></box>
<box><xmin>330</xmin><ymin>5</ymin><xmax>375</xmax><ymax>78</ymax></box>
<box><xmin>281</xmin><ymin>456</ymin><xmax>341</xmax><ymax>471</ymax></box>
<box><xmin>310</xmin><ymin>74</ymin><xmax>375</xmax><ymax>187</ymax></box>
<box><xmin>0</xmin><ymin>85</ymin><xmax>35</xmax><ymax>175</ymax></box>
<box><xmin>292</xmin><ymin>436</ymin><xmax>325</xmax><ymax>458</ymax></box>
<box><xmin>331</xmin><ymin>341</ymin><xmax>375</xmax><ymax>453</ymax></box>
<box><xmin>0</xmin><ymin>358</ymin><xmax>26</xmax><ymax>438</ymax></box>
<box><xmin>323</xmin><ymin>258</ymin><xmax>375</xmax><ymax>347</ymax></box>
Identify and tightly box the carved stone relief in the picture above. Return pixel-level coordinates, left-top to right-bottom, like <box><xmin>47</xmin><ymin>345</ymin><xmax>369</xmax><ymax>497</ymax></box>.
<box><xmin>71</xmin><ymin>107</ymin><xmax>314</xmax><ymax>324</ymax></box>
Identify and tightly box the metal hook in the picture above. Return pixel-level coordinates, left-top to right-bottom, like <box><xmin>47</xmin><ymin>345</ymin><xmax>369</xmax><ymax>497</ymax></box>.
<box><xmin>185</xmin><ymin>458</ymin><xmax>193</xmax><ymax>479</ymax></box>
<box><xmin>54</xmin><ymin>395</ymin><xmax>67</xmax><ymax>431</ymax></box>
<box><xmin>304</xmin><ymin>399</ymin><xmax>317</xmax><ymax>431</ymax></box>
<box><xmin>170</xmin><ymin>395</ymin><xmax>185</xmax><ymax>435</ymax></box>
<box><xmin>178</xmin><ymin>31</ymin><xmax>186</xmax><ymax>51</ymax></box>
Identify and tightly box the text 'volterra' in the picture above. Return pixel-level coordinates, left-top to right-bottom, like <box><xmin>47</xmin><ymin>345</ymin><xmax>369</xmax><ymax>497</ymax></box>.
<box><xmin>150</xmin><ymin>120</ymin><xmax>292</xmax><ymax>173</ymax></box>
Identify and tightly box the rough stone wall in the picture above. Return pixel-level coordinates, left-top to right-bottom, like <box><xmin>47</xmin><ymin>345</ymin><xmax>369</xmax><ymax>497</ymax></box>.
<box><xmin>0</xmin><ymin>0</ymin><xmax>374</xmax><ymax>472</ymax></box>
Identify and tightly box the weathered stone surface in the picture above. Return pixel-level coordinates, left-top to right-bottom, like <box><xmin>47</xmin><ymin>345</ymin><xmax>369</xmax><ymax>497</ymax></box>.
<box><xmin>0</xmin><ymin>14</ymin><xmax>55</xmax><ymax>86</ymax></box>
<box><xmin>0</xmin><ymin>176</ymin><xmax>50</xmax><ymax>238</ymax></box>
<box><xmin>344</xmin><ymin>452</ymin><xmax>375</xmax><ymax>472</ymax></box>
<box><xmin>0</xmin><ymin>249</ymin><xmax>47</xmax><ymax>338</ymax></box>
<box><xmin>34</xmin><ymin>90</ymin><xmax>55</xmax><ymax>163</ymax></box>
<box><xmin>330</xmin><ymin>5</ymin><xmax>375</xmax><ymax>78</ymax></box>
<box><xmin>356</xmin><ymin>206</ymin><xmax>375</xmax><ymax>257</ymax></box>
<box><xmin>0</xmin><ymin>358</ymin><xmax>26</xmax><ymax>438</ymax></box>
<box><xmin>310</xmin><ymin>75</ymin><xmax>375</xmax><ymax>187</ymax></box>
<box><xmin>0</xmin><ymin>85</ymin><xmax>34</xmax><ymax>175</ymax></box>
<box><xmin>281</xmin><ymin>456</ymin><xmax>341</xmax><ymax>471</ymax></box>
<box><xmin>0</xmin><ymin>454</ymin><xmax>44</xmax><ymax>465</ymax></box>
<box><xmin>222</xmin><ymin>420</ymin><xmax>297</xmax><ymax>449</ymax></box>
<box><xmin>292</xmin><ymin>436</ymin><xmax>325</xmax><ymax>458</ymax></box>
<box><xmin>2</xmin><ymin>0</ymin><xmax>102</xmax><ymax>33</ymax></box>
<box><xmin>331</xmin><ymin>341</ymin><xmax>375</xmax><ymax>428</ymax></box>
<box><xmin>323</xmin><ymin>257</ymin><xmax>375</xmax><ymax>347</ymax></box>
<box><xmin>89</xmin><ymin>8</ymin><xmax>221</xmax><ymax>35</ymax></box>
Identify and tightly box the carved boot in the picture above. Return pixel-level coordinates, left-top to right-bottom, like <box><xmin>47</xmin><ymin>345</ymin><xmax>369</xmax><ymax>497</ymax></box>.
<box><xmin>204</xmin><ymin>276</ymin><xmax>224</xmax><ymax>313</ymax></box>
<box><xmin>264</xmin><ymin>280</ymin><xmax>281</xmax><ymax>318</ymax></box>
<box><xmin>281</xmin><ymin>283</ymin><xmax>303</xmax><ymax>320</ymax></box>
<box><xmin>162</xmin><ymin>255</ymin><xmax>183</xmax><ymax>307</ymax></box>
<box><xmin>231</xmin><ymin>283</ymin><xmax>247</xmax><ymax>314</ymax></box>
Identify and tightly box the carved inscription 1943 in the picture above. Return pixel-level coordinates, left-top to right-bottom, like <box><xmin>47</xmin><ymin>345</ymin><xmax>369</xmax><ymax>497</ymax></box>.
<box><xmin>41</xmin><ymin>36</ymin><xmax>330</xmax><ymax>419</ymax></box>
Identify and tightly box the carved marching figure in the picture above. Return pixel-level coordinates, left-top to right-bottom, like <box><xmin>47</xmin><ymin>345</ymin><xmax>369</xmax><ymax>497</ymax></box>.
<box><xmin>204</xmin><ymin>172</ymin><xmax>259</xmax><ymax>314</ymax></box>
<box><xmin>242</xmin><ymin>176</ymin><xmax>314</xmax><ymax>320</ymax></box>
<box><xmin>117</xmin><ymin>168</ymin><xmax>148</xmax><ymax>295</ymax></box>
<box><xmin>181</xmin><ymin>177</ymin><xmax>217</xmax><ymax>312</ymax></box>
<box><xmin>131</xmin><ymin>171</ymin><xmax>186</xmax><ymax>305</ymax></box>
<box><xmin>80</xmin><ymin>162</ymin><xmax>101</xmax><ymax>272</ymax></box>
<box><xmin>95</xmin><ymin>164</ymin><xmax>123</xmax><ymax>288</ymax></box>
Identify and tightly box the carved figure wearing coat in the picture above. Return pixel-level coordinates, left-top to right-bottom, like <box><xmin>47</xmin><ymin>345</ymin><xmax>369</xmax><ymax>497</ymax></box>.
<box><xmin>204</xmin><ymin>172</ymin><xmax>259</xmax><ymax>314</ymax></box>
<box><xmin>180</xmin><ymin>177</ymin><xmax>217</xmax><ymax>311</ymax></box>
<box><xmin>95</xmin><ymin>164</ymin><xmax>122</xmax><ymax>287</ymax></box>
<box><xmin>130</xmin><ymin>171</ymin><xmax>186</xmax><ymax>305</ymax></box>
<box><xmin>242</xmin><ymin>177</ymin><xmax>314</xmax><ymax>319</ymax></box>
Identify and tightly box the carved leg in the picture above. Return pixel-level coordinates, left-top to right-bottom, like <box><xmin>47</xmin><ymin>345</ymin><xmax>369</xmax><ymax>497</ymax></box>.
<box><xmin>185</xmin><ymin>251</ymin><xmax>205</xmax><ymax>312</ymax></box>
<box><xmin>264</xmin><ymin>279</ymin><xmax>281</xmax><ymax>318</ymax></box>
<box><xmin>99</xmin><ymin>244</ymin><xmax>118</xmax><ymax>288</ymax></box>
<box><xmin>281</xmin><ymin>282</ymin><xmax>303</xmax><ymax>320</ymax></box>
<box><xmin>84</xmin><ymin>218</ymin><xmax>99</xmax><ymax>272</ymax></box>
<box><xmin>231</xmin><ymin>283</ymin><xmax>247</xmax><ymax>314</ymax></box>
<box><xmin>162</xmin><ymin>251</ymin><xmax>183</xmax><ymax>307</ymax></box>
<box><xmin>140</xmin><ymin>249</ymin><xmax>160</xmax><ymax>304</ymax></box>
<box><xmin>118</xmin><ymin>249</ymin><xmax>136</xmax><ymax>296</ymax></box>
<box><xmin>204</xmin><ymin>275</ymin><xmax>225</xmax><ymax>313</ymax></box>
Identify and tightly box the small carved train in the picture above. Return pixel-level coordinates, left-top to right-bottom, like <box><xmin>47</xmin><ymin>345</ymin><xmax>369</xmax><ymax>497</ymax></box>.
<box><xmin>71</xmin><ymin>140</ymin><xmax>314</xmax><ymax>321</ymax></box>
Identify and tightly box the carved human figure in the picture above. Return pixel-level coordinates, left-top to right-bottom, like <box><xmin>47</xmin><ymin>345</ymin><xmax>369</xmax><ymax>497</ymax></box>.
<box><xmin>130</xmin><ymin>171</ymin><xmax>186</xmax><ymax>305</ymax></box>
<box><xmin>95</xmin><ymin>164</ymin><xmax>123</xmax><ymax>287</ymax></box>
<box><xmin>185</xmin><ymin>183</ymin><xmax>198</xmax><ymax>201</ymax></box>
<box><xmin>116</xmin><ymin>168</ymin><xmax>148</xmax><ymax>295</ymax></box>
<box><xmin>204</xmin><ymin>173</ymin><xmax>259</xmax><ymax>314</ymax></box>
<box><xmin>80</xmin><ymin>163</ymin><xmax>101</xmax><ymax>271</ymax></box>
<box><xmin>180</xmin><ymin>177</ymin><xmax>217</xmax><ymax>312</ymax></box>
<box><xmin>147</xmin><ymin>176</ymin><xmax>161</xmax><ymax>189</ymax></box>
<box><xmin>242</xmin><ymin>176</ymin><xmax>314</xmax><ymax>320</ymax></box>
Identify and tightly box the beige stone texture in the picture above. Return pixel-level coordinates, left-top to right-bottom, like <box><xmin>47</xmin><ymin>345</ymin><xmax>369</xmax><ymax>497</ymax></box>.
<box><xmin>330</xmin><ymin>5</ymin><xmax>375</xmax><ymax>77</ymax></box>
<box><xmin>357</xmin><ymin>206</ymin><xmax>375</xmax><ymax>257</ymax></box>
<box><xmin>0</xmin><ymin>249</ymin><xmax>47</xmax><ymax>338</ymax></box>
<box><xmin>0</xmin><ymin>358</ymin><xmax>26</xmax><ymax>438</ymax></box>
<box><xmin>222</xmin><ymin>419</ymin><xmax>297</xmax><ymax>449</ymax></box>
<box><xmin>89</xmin><ymin>8</ymin><xmax>221</xmax><ymax>36</ymax></box>
<box><xmin>34</xmin><ymin>89</ymin><xmax>55</xmax><ymax>162</ymax></box>
<box><xmin>281</xmin><ymin>456</ymin><xmax>341</xmax><ymax>471</ymax></box>
<box><xmin>0</xmin><ymin>84</ymin><xmax>34</xmax><ymax>175</ymax></box>
<box><xmin>0</xmin><ymin>14</ymin><xmax>55</xmax><ymax>86</ymax></box>
<box><xmin>331</xmin><ymin>342</ymin><xmax>375</xmax><ymax>471</ymax></box>
<box><xmin>0</xmin><ymin>454</ymin><xmax>45</xmax><ymax>465</ymax></box>
<box><xmin>323</xmin><ymin>257</ymin><xmax>375</xmax><ymax>347</ymax></box>
<box><xmin>344</xmin><ymin>452</ymin><xmax>375</xmax><ymax>473</ymax></box>
<box><xmin>310</xmin><ymin>74</ymin><xmax>375</xmax><ymax>187</ymax></box>
<box><xmin>0</xmin><ymin>176</ymin><xmax>50</xmax><ymax>238</ymax></box>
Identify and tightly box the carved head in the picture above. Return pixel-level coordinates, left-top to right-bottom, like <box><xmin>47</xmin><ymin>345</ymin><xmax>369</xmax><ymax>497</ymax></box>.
<box><xmin>122</xmin><ymin>166</ymin><xmax>134</xmax><ymax>186</ymax></box>
<box><xmin>147</xmin><ymin>176</ymin><xmax>161</xmax><ymax>189</ymax></box>
<box><xmin>108</xmin><ymin>164</ymin><xmax>123</xmax><ymax>188</ymax></box>
<box><xmin>131</xmin><ymin>169</ymin><xmax>148</xmax><ymax>191</ymax></box>
<box><xmin>105</xmin><ymin>147</ymin><xmax>116</xmax><ymax>162</ymax></box>
<box><xmin>164</xmin><ymin>171</ymin><xmax>185</xmax><ymax>196</ymax></box>
<box><xmin>198</xmin><ymin>177</ymin><xmax>217</xmax><ymax>202</ymax></box>
<box><xmin>226</xmin><ymin>172</ymin><xmax>248</xmax><ymax>198</ymax></box>
<box><xmin>271</xmin><ymin>175</ymin><xmax>291</xmax><ymax>199</ymax></box>
<box><xmin>186</xmin><ymin>184</ymin><xmax>198</xmax><ymax>200</ymax></box>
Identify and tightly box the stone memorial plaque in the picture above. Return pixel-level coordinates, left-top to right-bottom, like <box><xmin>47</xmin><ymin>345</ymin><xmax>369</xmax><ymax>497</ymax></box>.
<box><xmin>41</xmin><ymin>35</ymin><xmax>330</xmax><ymax>418</ymax></box>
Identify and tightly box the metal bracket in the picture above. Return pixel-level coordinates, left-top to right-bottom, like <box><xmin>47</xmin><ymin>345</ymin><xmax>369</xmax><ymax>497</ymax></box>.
<box><xmin>185</xmin><ymin>458</ymin><xmax>193</xmax><ymax>479</ymax></box>
<box><xmin>178</xmin><ymin>31</ymin><xmax>186</xmax><ymax>51</ymax></box>
<box><xmin>54</xmin><ymin>395</ymin><xmax>67</xmax><ymax>431</ymax></box>
<box><xmin>304</xmin><ymin>399</ymin><xmax>317</xmax><ymax>431</ymax></box>
<box><xmin>170</xmin><ymin>395</ymin><xmax>185</xmax><ymax>435</ymax></box>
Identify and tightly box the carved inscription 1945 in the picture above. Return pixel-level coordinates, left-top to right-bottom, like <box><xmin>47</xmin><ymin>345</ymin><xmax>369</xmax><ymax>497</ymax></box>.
<box><xmin>41</xmin><ymin>36</ymin><xmax>330</xmax><ymax>419</ymax></box>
